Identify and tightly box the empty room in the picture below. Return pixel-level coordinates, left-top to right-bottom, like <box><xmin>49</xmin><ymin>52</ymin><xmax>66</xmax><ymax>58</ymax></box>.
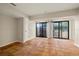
<box><xmin>0</xmin><ymin>3</ymin><xmax>79</xmax><ymax>56</ymax></box>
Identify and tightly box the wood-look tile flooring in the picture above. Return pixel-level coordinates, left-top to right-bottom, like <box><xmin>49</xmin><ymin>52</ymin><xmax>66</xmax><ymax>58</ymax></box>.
<box><xmin>0</xmin><ymin>38</ymin><xmax>79</xmax><ymax>56</ymax></box>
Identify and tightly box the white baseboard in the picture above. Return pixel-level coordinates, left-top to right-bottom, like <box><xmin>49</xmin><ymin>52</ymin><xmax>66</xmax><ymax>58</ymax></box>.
<box><xmin>0</xmin><ymin>41</ymin><xmax>18</xmax><ymax>47</ymax></box>
<box><xmin>74</xmin><ymin>43</ymin><xmax>79</xmax><ymax>48</ymax></box>
<box><xmin>23</xmin><ymin>37</ymin><xmax>35</xmax><ymax>43</ymax></box>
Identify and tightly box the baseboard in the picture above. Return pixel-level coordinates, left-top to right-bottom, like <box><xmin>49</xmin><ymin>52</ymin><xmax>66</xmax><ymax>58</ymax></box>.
<box><xmin>23</xmin><ymin>37</ymin><xmax>36</xmax><ymax>43</ymax></box>
<box><xmin>0</xmin><ymin>41</ymin><xmax>23</xmax><ymax>49</ymax></box>
<box><xmin>74</xmin><ymin>43</ymin><xmax>79</xmax><ymax>48</ymax></box>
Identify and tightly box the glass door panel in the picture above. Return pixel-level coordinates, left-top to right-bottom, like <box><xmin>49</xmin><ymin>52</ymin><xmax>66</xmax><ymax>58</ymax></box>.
<box><xmin>36</xmin><ymin>22</ymin><xmax>47</xmax><ymax>37</ymax></box>
<box><xmin>42</xmin><ymin>23</ymin><xmax>47</xmax><ymax>37</ymax></box>
<box><xmin>36</xmin><ymin>23</ymin><xmax>42</xmax><ymax>37</ymax></box>
<box><xmin>61</xmin><ymin>22</ymin><xmax>69</xmax><ymax>39</ymax></box>
<box><xmin>53</xmin><ymin>22</ymin><xmax>59</xmax><ymax>38</ymax></box>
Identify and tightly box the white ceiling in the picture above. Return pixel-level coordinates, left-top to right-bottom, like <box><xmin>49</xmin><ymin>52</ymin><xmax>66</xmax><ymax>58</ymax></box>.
<box><xmin>0</xmin><ymin>3</ymin><xmax>27</xmax><ymax>17</ymax></box>
<box><xmin>0</xmin><ymin>3</ymin><xmax>79</xmax><ymax>17</ymax></box>
<box><xmin>14</xmin><ymin>3</ymin><xmax>79</xmax><ymax>16</ymax></box>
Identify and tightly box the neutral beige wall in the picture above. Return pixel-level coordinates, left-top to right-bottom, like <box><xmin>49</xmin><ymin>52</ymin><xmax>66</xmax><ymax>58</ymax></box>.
<box><xmin>0</xmin><ymin>15</ymin><xmax>32</xmax><ymax>46</ymax></box>
<box><xmin>0</xmin><ymin>15</ymin><xmax>18</xmax><ymax>47</ymax></box>
<box><xmin>17</xmin><ymin>17</ymin><xmax>23</xmax><ymax>42</ymax></box>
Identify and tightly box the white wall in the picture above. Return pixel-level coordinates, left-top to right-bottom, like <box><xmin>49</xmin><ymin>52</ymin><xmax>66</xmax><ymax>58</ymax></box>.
<box><xmin>23</xmin><ymin>17</ymin><xmax>29</xmax><ymax>42</ymax></box>
<box><xmin>72</xmin><ymin>15</ymin><xmax>79</xmax><ymax>47</ymax></box>
<box><xmin>17</xmin><ymin>16</ymin><xmax>31</xmax><ymax>43</ymax></box>
<box><xmin>0</xmin><ymin>15</ymin><xmax>18</xmax><ymax>47</ymax></box>
<box><xmin>28</xmin><ymin>20</ymin><xmax>36</xmax><ymax>39</ymax></box>
<box><xmin>47</xmin><ymin>22</ymin><xmax>51</xmax><ymax>38</ymax></box>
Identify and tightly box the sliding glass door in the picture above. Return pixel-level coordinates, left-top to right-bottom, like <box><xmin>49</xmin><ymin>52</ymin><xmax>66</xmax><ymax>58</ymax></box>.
<box><xmin>53</xmin><ymin>21</ymin><xmax>69</xmax><ymax>39</ymax></box>
<box><xmin>36</xmin><ymin>22</ymin><xmax>47</xmax><ymax>37</ymax></box>
<box><xmin>61</xmin><ymin>22</ymin><xmax>69</xmax><ymax>39</ymax></box>
<box><xmin>53</xmin><ymin>22</ymin><xmax>59</xmax><ymax>38</ymax></box>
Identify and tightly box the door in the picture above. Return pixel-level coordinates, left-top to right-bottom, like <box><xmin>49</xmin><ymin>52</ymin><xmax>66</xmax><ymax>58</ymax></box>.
<box><xmin>61</xmin><ymin>21</ymin><xmax>69</xmax><ymax>39</ymax></box>
<box><xmin>53</xmin><ymin>22</ymin><xmax>59</xmax><ymax>38</ymax></box>
<box><xmin>36</xmin><ymin>22</ymin><xmax>47</xmax><ymax>37</ymax></box>
<box><xmin>53</xmin><ymin>21</ymin><xmax>69</xmax><ymax>39</ymax></box>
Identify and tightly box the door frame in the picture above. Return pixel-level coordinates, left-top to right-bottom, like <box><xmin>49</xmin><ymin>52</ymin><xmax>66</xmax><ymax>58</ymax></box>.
<box><xmin>52</xmin><ymin>21</ymin><xmax>69</xmax><ymax>39</ymax></box>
